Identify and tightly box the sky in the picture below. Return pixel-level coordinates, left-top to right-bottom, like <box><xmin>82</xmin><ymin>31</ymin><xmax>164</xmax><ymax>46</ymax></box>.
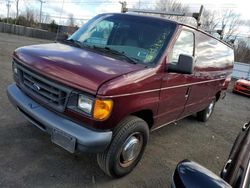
<box><xmin>182</xmin><ymin>0</ymin><xmax>249</xmax><ymax>19</ymax></box>
<box><xmin>0</xmin><ymin>0</ymin><xmax>249</xmax><ymax>35</ymax></box>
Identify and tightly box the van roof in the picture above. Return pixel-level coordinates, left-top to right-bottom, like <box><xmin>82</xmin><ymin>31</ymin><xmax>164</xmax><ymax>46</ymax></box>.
<box><xmin>104</xmin><ymin>13</ymin><xmax>233</xmax><ymax>49</ymax></box>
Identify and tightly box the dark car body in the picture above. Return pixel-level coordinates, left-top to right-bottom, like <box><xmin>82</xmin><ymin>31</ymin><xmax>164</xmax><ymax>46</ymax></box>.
<box><xmin>233</xmin><ymin>79</ymin><xmax>250</xmax><ymax>96</ymax></box>
<box><xmin>221</xmin><ymin>121</ymin><xmax>250</xmax><ymax>187</ymax></box>
<box><xmin>172</xmin><ymin>121</ymin><xmax>250</xmax><ymax>188</ymax></box>
<box><xmin>7</xmin><ymin>13</ymin><xmax>234</xmax><ymax>176</ymax></box>
<box><xmin>172</xmin><ymin>160</ymin><xmax>232</xmax><ymax>188</ymax></box>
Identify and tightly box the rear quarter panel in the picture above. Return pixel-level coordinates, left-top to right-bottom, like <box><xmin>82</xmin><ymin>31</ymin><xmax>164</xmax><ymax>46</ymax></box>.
<box><xmin>194</xmin><ymin>31</ymin><xmax>234</xmax><ymax>98</ymax></box>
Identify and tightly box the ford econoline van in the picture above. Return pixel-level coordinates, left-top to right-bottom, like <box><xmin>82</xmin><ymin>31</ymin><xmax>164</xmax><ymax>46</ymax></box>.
<box><xmin>7</xmin><ymin>13</ymin><xmax>234</xmax><ymax>177</ymax></box>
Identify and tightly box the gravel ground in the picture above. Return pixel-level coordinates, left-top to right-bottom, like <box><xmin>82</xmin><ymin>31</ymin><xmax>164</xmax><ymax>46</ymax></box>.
<box><xmin>0</xmin><ymin>33</ymin><xmax>249</xmax><ymax>188</ymax></box>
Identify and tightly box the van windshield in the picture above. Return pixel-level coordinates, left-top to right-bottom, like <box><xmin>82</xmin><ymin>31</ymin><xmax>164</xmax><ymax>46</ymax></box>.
<box><xmin>68</xmin><ymin>14</ymin><xmax>176</xmax><ymax>65</ymax></box>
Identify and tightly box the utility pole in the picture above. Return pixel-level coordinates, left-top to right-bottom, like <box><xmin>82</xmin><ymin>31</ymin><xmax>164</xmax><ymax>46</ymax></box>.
<box><xmin>38</xmin><ymin>0</ymin><xmax>45</xmax><ymax>26</ymax></box>
<box><xmin>15</xmin><ymin>0</ymin><xmax>19</xmax><ymax>19</ymax></box>
<box><xmin>6</xmin><ymin>0</ymin><xmax>11</xmax><ymax>24</ymax></box>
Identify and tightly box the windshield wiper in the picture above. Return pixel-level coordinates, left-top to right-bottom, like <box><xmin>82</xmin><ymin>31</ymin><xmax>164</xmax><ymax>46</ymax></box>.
<box><xmin>64</xmin><ymin>39</ymin><xmax>83</xmax><ymax>48</ymax></box>
<box><xmin>64</xmin><ymin>39</ymin><xmax>95</xmax><ymax>51</ymax></box>
<box><xmin>92</xmin><ymin>46</ymin><xmax>139</xmax><ymax>64</ymax></box>
<box><xmin>63</xmin><ymin>41</ymin><xmax>140</xmax><ymax>64</ymax></box>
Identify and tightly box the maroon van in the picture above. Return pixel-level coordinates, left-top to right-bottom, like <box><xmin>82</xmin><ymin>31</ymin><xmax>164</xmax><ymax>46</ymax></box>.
<box><xmin>7</xmin><ymin>13</ymin><xmax>234</xmax><ymax>177</ymax></box>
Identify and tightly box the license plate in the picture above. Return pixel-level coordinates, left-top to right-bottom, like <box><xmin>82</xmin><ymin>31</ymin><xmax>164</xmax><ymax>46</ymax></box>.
<box><xmin>51</xmin><ymin>129</ymin><xmax>76</xmax><ymax>153</ymax></box>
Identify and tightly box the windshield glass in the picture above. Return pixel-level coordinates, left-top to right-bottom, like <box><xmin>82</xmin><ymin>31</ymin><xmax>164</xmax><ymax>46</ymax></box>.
<box><xmin>69</xmin><ymin>14</ymin><xmax>176</xmax><ymax>65</ymax></box>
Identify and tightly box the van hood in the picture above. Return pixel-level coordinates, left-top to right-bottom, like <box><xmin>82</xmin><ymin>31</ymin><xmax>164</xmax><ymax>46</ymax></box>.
<box><xmin>14</xmin><ymin>43</ymin><xmax>144</xmax><ymax>94</ymax></box>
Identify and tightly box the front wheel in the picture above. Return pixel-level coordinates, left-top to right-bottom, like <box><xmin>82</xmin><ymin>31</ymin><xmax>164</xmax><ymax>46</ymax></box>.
<box><xmin>197</xmin><ymin>100</ymin><xmax>216</xmax><ymax>122</ymax></box>
<box><xmin>97</xmin><ymin>116</ymin><xmax>149</xmax><ymax>178</ymax></box>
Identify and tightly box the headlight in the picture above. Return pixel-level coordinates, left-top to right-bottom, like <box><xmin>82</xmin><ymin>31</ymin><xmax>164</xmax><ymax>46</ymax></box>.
<box><xmin>77</xmin><ymin>94</ymin><xmax>113</xmax><ymax>120</ymax></box>
<box><xmin>78</xmin><ymin>94</ymin><xmax>93</xmax><ymax>114</ymax></box>
<box><xmin>93</xmin><ymin>99</ymin><xmax>113</xmax><ymax>120</ymax></box>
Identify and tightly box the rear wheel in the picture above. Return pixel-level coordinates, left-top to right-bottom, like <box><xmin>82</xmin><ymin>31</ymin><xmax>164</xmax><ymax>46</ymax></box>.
<box><xmin>197</xmin><ymin>100</ymin><xmax>215</xmax><ymax>122</ymax></box>
<box><xmin>97</xmin><ymin>116</ymin><xmax>149</xmax><ymax>178</ymax></box>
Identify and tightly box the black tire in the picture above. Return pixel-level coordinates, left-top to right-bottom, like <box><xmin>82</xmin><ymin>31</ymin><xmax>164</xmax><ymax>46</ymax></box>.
<box><xmin>97</xmin><ymin>115</ymin><xmax>149</xmax><ymax>178</ymax></box>
<box><xmin>197</xmin><ymin>99</ymin><xmax>216</xmax><ymax>122</ymax></box>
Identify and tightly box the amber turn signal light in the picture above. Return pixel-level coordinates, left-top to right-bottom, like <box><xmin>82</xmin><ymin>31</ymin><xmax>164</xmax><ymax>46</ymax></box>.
<box><xmin>93</xmin><ymin>99</ymin><xmax>113</xmax><ymax>120</ymax></box>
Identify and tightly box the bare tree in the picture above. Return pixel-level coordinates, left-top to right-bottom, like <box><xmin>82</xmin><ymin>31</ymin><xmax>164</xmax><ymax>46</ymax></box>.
<box><xmin>153</xmin><ymin>1</ymin><xmax>243</xmax><ymax>43</ymax></box>
<box><xmin>15</xmin><ymin>0</ymin><xmax>20</xmax><ymax>18</ymax></box>
<box><xmin>235</xmin><ymin>39</ymin><xmax>250</xmax><ymax>64</ymax></box>
<box><xmin>25</xmin><ymin>8</ymin><xmax>34</xmax><ymax>21</ymax></box>
<box><xmin>200</xmin><ymin>9</ymin><xmax>219</xmax><ymax>31</ymax></box>
<box><xmin>67</xmin><ymin>14</ymin><xmax>77</xmax><ymax>34</ymax></box>
<box><xmin>155</xmin><ymin>0</ymin><xmax>196</xmax><ymax>26</ymax></box>
<box><xmin>23</xmin><ymin>7</ymin><xmax>35</xmax><ymax>26</ymax></box>
<box><xmin>155</xmin><ymin>0</ymin><xmax>188</xmax><ymax>12</ymax></box>
<box><xmin>68</xmin><ymin>13</ymin><xmax>75</xmax><ymax>27</ymax></box>
<box><xmin>14</xmin><ymin>0</ymin><xmax>20</xmax><ymax>24</ymax></box>
<box><xmin>201</xmin><ymin>8</ymin><xmax>241</xmax><ymax>40</ymax></box>
<box><xmin>43</xmin><ymin>13</ymin><xmax>51</xmax><ymax>23</ymax></box>
<box><xmin>220</xmin><ymin>10</ymin><xmax>241</xmax><ymax>41</ymax></box>
<box><xmin>132</xmin><ymin>0</ymin><xmax>151</xmax><ymax>9</ymax></box>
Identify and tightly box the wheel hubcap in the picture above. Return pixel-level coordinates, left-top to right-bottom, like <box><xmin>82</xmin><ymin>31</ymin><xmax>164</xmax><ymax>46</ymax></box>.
<box><xmin>206</xmin><ymin>101</ymin><xmax>214</xmax><ymax>118</ymax></box>
<box><xmin>120</xmin><ymin>133</ymin><xmax>143</xmax><ymax>167</ymax></box>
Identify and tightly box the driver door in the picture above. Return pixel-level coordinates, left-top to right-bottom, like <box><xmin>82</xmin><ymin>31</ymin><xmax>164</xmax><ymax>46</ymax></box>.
<box><xmin>157</xmin><ymin>29</ymin><xmax>195</xmax><ymax>126</ymax></box>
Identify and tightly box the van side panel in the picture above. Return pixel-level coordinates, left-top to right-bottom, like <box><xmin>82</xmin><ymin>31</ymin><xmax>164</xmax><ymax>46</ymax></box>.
<box><xmin>179</xmin><ymin>29</ymin><xmax>234</xmax><ymax>118</ymax></box>
<box><xmin>195</xmin><ymin>31</ymin><xmax>234</xmax><ymax>97</ymax></box>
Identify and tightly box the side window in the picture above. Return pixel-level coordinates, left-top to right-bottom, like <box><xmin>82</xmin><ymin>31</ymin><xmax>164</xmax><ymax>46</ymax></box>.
<box><xmin>169</xmin><ymin>30</ymin><xmax>194</xmax><ymax>64</ymax></box>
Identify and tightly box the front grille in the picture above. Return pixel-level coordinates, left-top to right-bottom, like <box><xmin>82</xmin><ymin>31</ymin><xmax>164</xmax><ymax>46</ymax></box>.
<box><xmin>15</xmin><ymin>61</ymin><xmax>71</xmax><ymax>112</ymax></box>
<box><xmin>240</xmin><ymin>89</ymin><xmax>250</xmax><ymax>94</ymax></box>
<box><xmin>241</xmin><ymin>84</ymin><xmax>250</xmax><ymax>90</ymax></box>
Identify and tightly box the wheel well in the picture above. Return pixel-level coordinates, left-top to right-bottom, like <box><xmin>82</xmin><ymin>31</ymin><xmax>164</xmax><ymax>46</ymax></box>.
<box><xmin>131</xmin><ymin>110</ymin><xmax>154</xmax><ymax>129</ymax></box>
<box><xmin>216</xmin><ymin>91</ymin><xmax>221</xmax><ymax>101</ymax></box>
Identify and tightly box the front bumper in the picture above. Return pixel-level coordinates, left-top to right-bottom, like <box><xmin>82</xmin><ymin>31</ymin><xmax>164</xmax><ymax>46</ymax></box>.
<box><xmin>7</xmin><ymin>83</ymin><xmax>112</xmax><ymax>153</ymax></box>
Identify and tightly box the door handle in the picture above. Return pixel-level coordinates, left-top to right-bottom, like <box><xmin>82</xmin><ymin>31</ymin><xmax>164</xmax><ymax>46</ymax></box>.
<box><xmin>185</xmin><ymin>87</ymin><xmax>191</xmax><ymax>98</ymax></box>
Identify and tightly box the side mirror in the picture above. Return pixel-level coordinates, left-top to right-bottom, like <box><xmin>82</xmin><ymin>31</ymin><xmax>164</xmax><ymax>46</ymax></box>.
<box><xmin>171</xmin><ymin>160</ymin><xmax>232</xmax><ymax>188</ymax></box>
<box><xmin>167</xmin><ymin>54</ymin><xmax>194</xmax><ymax>74</ymax></box>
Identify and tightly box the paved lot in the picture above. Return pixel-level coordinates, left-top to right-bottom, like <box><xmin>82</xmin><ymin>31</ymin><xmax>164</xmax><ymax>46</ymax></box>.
<box><xmin>0</xmin><ymin>33</ymin><xmax>249</xmax><ymax>188</ymax></box>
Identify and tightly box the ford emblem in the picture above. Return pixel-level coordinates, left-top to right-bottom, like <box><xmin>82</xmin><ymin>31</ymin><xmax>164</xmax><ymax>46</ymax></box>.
<box><xmin>33</xmin><ymin>83</ymin><xmax>41</xmax><ymax>91</ymax></box>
